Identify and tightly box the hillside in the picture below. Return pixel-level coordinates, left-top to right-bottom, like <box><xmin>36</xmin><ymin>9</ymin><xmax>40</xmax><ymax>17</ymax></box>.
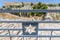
<box><xmin>0</xmin><ymin>13</ymin><xmax>21</xmax><ymax>20</ymax></box>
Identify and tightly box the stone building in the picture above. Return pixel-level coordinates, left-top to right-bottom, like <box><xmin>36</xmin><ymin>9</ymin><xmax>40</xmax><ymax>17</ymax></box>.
<box><xmin>45</xmin><ymin>6</ymin><xmax>60</xmax><ymax>20</ymax></box>
<box><xmin>3</xmin><ymin>2</ymin><xmax>32</xmax><ymax>10</ymax></box>
<box><xmin>3</xmin><ymin>2</ymin><xmax>33</xmax><ymax>17</ymax></box>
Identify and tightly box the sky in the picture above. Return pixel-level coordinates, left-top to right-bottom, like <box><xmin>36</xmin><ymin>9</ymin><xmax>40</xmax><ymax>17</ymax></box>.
<box><xmin>0</xmin><ymin>0</ymin><xmax>60</xmax><ymax>7</ymax></box>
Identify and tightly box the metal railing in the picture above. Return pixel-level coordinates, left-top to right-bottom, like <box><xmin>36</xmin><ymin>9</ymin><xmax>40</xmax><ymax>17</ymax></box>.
<box><xmin>0</xmin><ymin>9</ymin><xmax>60</xmax><ymax>40</ymax></box>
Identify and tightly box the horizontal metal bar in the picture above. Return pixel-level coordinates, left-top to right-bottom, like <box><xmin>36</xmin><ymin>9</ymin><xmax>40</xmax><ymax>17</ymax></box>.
<box><xmin>38</xmin><ymin>35</ymin><xmax>60</xmax><ymax>37</ymax></box>
<box><xmin>0</xmin><ymin>28</ymin><xmax>60</xmax><ymax>31</ymax></box>
<box><xmin>0</xmin><ymin>28</ymin><xmax>22</xmax><ymax>30</ymax></box>
<box><xmin>38</xmin><ymin>29</ymin><xmax>60</xmax><ymax>31</ymax></box>
<box><xmin>0</xmin><ymin>35</ymin><xmax>60</xmax><ymax>37</ymax></box>
<box><xmin>0</xmin><ymin>9</ymin><xmax>60</xmax><ymax>13</ymax></box>
<box><xmin>0</xmin><ymin>20</ymin><xmax>60</xmax><ymax>23</ymax></box>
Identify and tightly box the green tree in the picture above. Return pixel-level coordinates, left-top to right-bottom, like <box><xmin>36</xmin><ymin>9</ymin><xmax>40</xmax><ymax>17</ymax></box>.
<box><xmin>22</xmin><ymin>2</ymin><xmax>24</xmax><ymax>7</ymax></box>
<box><xmin>10</xmin><ymin>5</ymin><xmax>13</xmax><ymax>8</ymax></box>
<box><xmin>30</xmin><ymin>2</ymin><xmax>47</xmax><ymax>18</ymax></box>
<box><xmin>58</xmin><ymin>3</ymin><xmax>60</xmax><ymax>6</ymax></box>
<box><xmin>3</xmin><ymin>6</ymin><xmax>5</xmax><ymax>8</ymax></box>
<box><xmin>31</xmin><ymin>2</ymin><xmax>33</xmax><ymax>6</ymax></box>
<box><xmin>48</xmin><ymin>4</ymin><xmax>57</xmax><ymax>7</ymax></box>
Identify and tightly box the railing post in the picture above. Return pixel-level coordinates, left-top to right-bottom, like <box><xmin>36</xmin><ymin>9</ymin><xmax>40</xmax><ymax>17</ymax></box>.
<box><xmin>50</xmin><ymin>31</ymin><xmax>53</xmax><ymax>40</ymax></box>
<box><xmin>8</xmin><ymin>30</ymin><xmax>12</xmax><ymax>40</ymax></box>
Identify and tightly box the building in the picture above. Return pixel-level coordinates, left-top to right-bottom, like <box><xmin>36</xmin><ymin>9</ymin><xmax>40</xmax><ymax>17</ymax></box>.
<box><xmin>3</xmin><ymin>2</ymin><xmax>32</xmax><ymax>10</ymax></box>
<box><xmin>46</xmin><ymin>6</ymin><xmax>60</xmax><ymax>20</ymax></box>
<box><xmin>3</xmin><ymin>2</ymin><xmax>33</xmax><ymax>17</ymax></box>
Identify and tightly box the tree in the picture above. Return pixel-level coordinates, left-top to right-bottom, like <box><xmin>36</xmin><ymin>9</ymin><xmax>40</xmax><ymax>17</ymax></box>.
<box><xmin>31</xmin><ymin>2</ymin><xmax>47</xmax><ymax>18</ymax></box>
<box><xmin>6</xmin><ymin>5</ymin><xmax>13</xmax><ymax>10</ymax></box>
<box><xmin>58</xmin><ymin>3</ymin><xmax>60</xmax><ymax>6</ymax></box>
<box><xmin>48</xmin><ymin>4</ymin><xmax>57</xmax><ymax>7</ymax></box>
<box><xmin>3</xmin><ymin>6</ymin><xmax>5</xmax><ymax>8</ymax></box>
<box><xmin>22</xmin><ymin>2</ymin><xmax>24</xmax><ymax>7</ymax></box>
<box><xmin>10</xmin><ymin>5</ymin><xmax>13</xmax><ymax>8</ymax></box>
<box><xmin>31</xmin><ymin>2</ymin><xmax>33</xmax><ymax>6</ymax></box>
<box><xmin>16</xmin><ymin>5</ymin><xmax>21</xmax><ymax>8</ymax></box>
